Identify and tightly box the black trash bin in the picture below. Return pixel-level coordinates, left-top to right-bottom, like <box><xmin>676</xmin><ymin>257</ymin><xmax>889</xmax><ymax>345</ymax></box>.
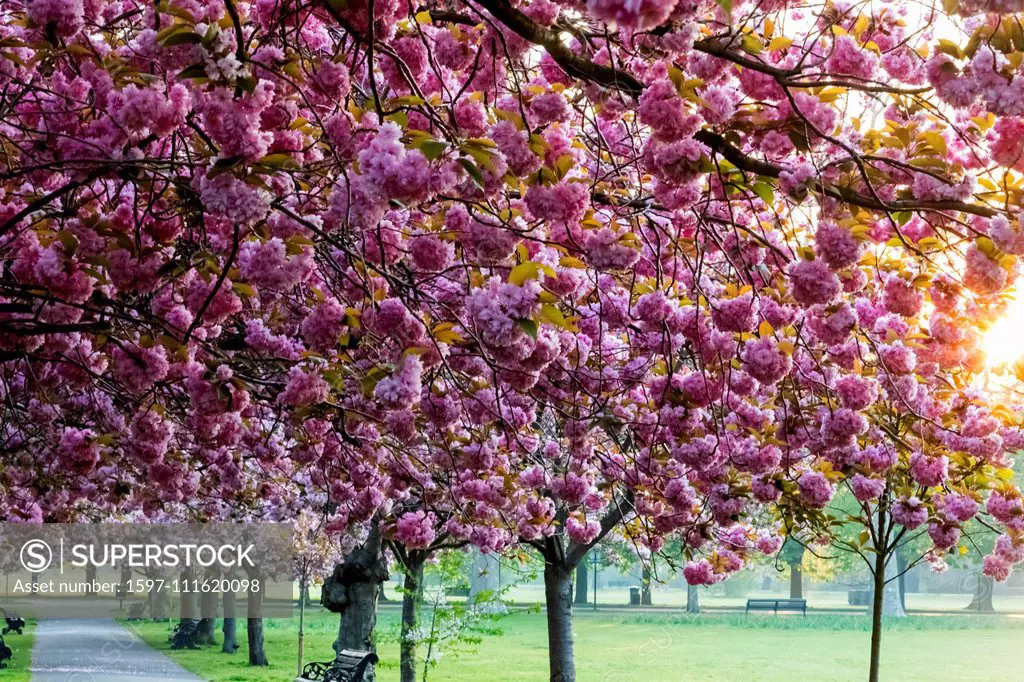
<box><xmin>629</xmin><ymin>586</ymin><xmax>641</xmax><ymax>605</ymax></box>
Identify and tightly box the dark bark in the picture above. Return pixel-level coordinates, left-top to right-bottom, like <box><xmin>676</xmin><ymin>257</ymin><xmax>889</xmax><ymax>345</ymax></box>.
<box><xmin>640</xmin><ymin>566</ymin><xmax>652</xmax><ymax>606</ymax></box>
<box><xmin>247</xmin><ymin>617</ymin><xmax>268</xmax><ymax>666</ymax></box>
<box><xmin>150</xmin><ymin>569</ymin><xmax>171</xmax><ymax>618</ymax></box>
<box><xmin>789</xmin><ymin>561</ymin><xmax>803</xmax><ymax>599</ymax></box>
<box><xmin>247</xmin><ymin>576</ymin><xmax>268</xmax><ymax>666</ymax></box>
<box><xmin>84</xmin><ymin>564</ymin><xmax>97</xmax><ymax>595</ymax></box>
<box><xmin>119</xmin><ymin>565</ymin><xmax>132</xmax><ymax>604</ymax></box>
<box><xmin>195</xmin><ymin>568</ymin><xmax>219</xmax><ymax>646</ymax></box>
<box><xmin>574</xmin><ymin>560</ymin><xmax>588</xmax><ymax>606</ymax></box>
<box><xmin>544</xmin><ymin>560</ymin><xmax>576</xmax><ymax>682</ymax></box>
<box><xmin>298</xmin><ymin>579</ymin><xmax>307</xmax><ymax>677</ymax></box>
<box><xmin>222</xmin><ymin>617</ymin><xmax>238</xmax><ymax>654</ymax></box>
<box><xmin>146</xmin><ymin>571</ymin><xmax>159</xmax><ymax>617</ymax></box>
<box><xmin>196</xmin><ymin>618</ymin><xmax>216</xmax><ymax>646</ymax></box>
<box><xmin>869</xmin><ymin>547</ymin><xmax>886</xmax><ymax>682</ymax></box>
<box><xmin>400</xmin><ymin>551</ymin><xmax>426</xmax><ymax>682</ymax></box>
<box><xmin>322</xmin><ymin>521</ymin><xmax>388</xmax><ymax>682</ymax></box>
<box><xmin>179</xmin><ymin>567</ymin><xmax>199</xmax><ymax>623</ymax></box>
<box><xmin>686</xmin><ymin>584</ymin><xmax>700</xmax><ymax>614</ymax></box>
<box><xmin>222</xmin><ymin>583</ymin><xmax>238</xmax><ymax>654</ymax></box>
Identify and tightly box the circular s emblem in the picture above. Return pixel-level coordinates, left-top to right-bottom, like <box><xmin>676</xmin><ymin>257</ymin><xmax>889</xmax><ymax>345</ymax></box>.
<box><xmin>20</xmin><ymin>539</ymin><xmax>52</xmax><ymax>572</ymax></box>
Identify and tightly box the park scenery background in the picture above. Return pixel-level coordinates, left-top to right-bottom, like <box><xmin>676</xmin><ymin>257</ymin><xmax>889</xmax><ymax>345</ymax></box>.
<box><xmin>11</xmin><ymin>554</ymin><xmax>1024</xmax><ymax>681</ymax></box>
<box><xmin>11</xmin><ymin>0</ymin><xmax>1024</xmax><ymax>679</ymax></box>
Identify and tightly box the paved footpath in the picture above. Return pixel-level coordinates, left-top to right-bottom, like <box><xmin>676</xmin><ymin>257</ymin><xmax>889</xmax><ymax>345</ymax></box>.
<box><xmin>30</xmin><ymin>620</ymin><xmax>203</xmax><ymax>682</ymax></box>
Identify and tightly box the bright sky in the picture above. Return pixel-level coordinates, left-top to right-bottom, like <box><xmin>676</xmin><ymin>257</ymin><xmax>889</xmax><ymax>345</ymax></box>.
<box><xmin>982</xmin><ymin>282</ymin><xmax>1024</xmax><ymax>368</ymax></box>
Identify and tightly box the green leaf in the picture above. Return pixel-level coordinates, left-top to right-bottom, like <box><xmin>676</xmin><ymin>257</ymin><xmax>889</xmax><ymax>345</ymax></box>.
<box><xmin>388</xmin><ymin>95</ymin><xmax>426</xmax><ymax>107</ymax></box>
<box><xmin>232</xmin><ymin>282</ymin><xmax>257</xmax><ymax>298</ymax></box>
<box><xmin>420</xmin><ymin>140</ymin><xmax>448</xmax><ymax>161</ymax></box>
<box><xmin>554</xmin><ymin>154</ymin><xmax>574</xmax><ymax>180</ymax></box>
<box><xmin>751</xmin><ymin>181</ymin><xmax>775</xmax><ymax>205</ymax></box>
<box><xmin>387</xmin><ymin>110</ymin><xmax>408</xmax><ymax>128</ymax></box>
<box><xmin>508</xmin><ymin>262</ymin><xmax>541</xmax><ymax>286</ymax></box>
<box><xmin>893</xmin><ymin>211</ymin><xmax>912</xmax><ymax>226</ymax></box>
<box><xmin>156</xmin><ymin>1</ymin><xmax>198</xmax><ymax>23</ymax></box>
<box><xmin>57</xmin><ymin>230</ymin><xmax>79</xmax><ymax>257</ymax></box>
<box><xmin>176</xmin><ymin>62</ymin><xmax>208</xmax><ymax>80</ymax></box>
<box><xmin>539</xmin><ymin>303</ymin><xmax>568</xmax><ymax>328</ymax></box>
<box><xmin>207</xmin><ymin>155</ymin><xmax>243</xmax><ymax>178</ymax></box>
<box><xmin>740</xmin><ymin>34</ymin><xmax>763</xmax><ymax>54</ymax></box>
<box><xmin>457</xmin><ymin>158</ymin><xmax>485</xmax><ymax>190</ymax></box>
<box><xmin>160</xmin><ymin>31</ymin><xmax>203</xmax><ymax>47</ymax></box>
<box><xmin>237</xmin><ymin>76</ymin><xmax>258</xmax><ymax>94</ymax></box>
<box><xmin>516</xmin><ymin>318</ymin><xmax>538</xmax><ymax>340</ymax></box>
<box><xmin>257</xmin><ymin>153</ymin><xmax>299</xmax><ymax>169</ymax></box>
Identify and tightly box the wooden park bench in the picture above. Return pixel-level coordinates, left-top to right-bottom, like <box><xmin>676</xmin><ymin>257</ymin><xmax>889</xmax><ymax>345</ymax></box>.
<box><xmin>2</xmin><ymin>618</ymin><xmax>25</xmax><ymax>635</ymax></box>
<box><xmin>299</xmin><ymin>648</ymin><xmax>379</xmax><ymax>682</ymax></box>
<box><xmin>745</xmin><ymin>598</ymin><xmax>807</xmax><ymax>615</ymax></box>
<box><xmin>0</xmin><ymin>635</ymin><xmax>11</xmax><ymax>668</ymax></box>
<box><xmin>848</xmin><ymin>589</ymin><xmax>871</xmax><ymax>606</ymax></box>
<box><xmin>170</xmin><ymin>619</ymin><xmax>200</xmax><ymax>650</ymax></box>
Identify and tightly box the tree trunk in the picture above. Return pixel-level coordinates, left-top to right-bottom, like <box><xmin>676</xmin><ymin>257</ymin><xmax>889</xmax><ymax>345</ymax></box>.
<box><xmin>301</xmin><ymin>583</ymin><xmax>312</xmax><ymax>607</ymax></box>
<box><xmin>686</xmin><ymin>584</ymin><xmax>700</xmax><ymax>614</ymax></box>
<box><xmin>544</xmin><ymin>560</ymin><xmax>575</xmax><ymax>682</ymax></box>
<box><xmin>966</xmin><ymin>572</ymin><xmax>995</xmax><ymax>613</ymax></box>
<box><xmin>400</xmin><ymin>552</ymin><xmax>426</xmax><ymax>682</ymax></box>
<box><xmin>196</xmin><ymin>618</ymin><xmax>216</xmax><ymax>646</ymax></box>
<box><xmin>222</xmin><ymin>618</ymin><xmax>238</xmax><ymax>654</ymax></box>
<box><xmin>179</xmin><ymin>567</ymin><xmax>199</xmax><ymax>622</ymax></box>
<box><xmin>881</xmin><ymin>555</ymin><xmax>905</xmax><ymax>618</ymax></box>
<box><xmin>469</xmin><ymin>547</ymin><xmax>506</xmax><ymax>614</ymax></box>
<box><xmin>641</xmin><ymin>565</ymin><xmax>652</xmax><ymax>606</ymax></box>
<box><xmin>85</xmin><ymin>563</ymin><xmax>97</xmax><ymax>595</ymax></box>
<box><xmin>322</xmin><ymin>522</ymin><xmax>388</xmax><ymax>682</ymax></box>
<box><xmin>196</xmin><ymin>568</ymin><xmax>219</xmax><ymax>646</ymax></box>
<box><xmin>247</xmin><ymin>617</ymin><xmax>268</xmax><ymax>666</ymax></box>
<box><xmin>574</xmin><ymin>560</ymin><xmax>588</xmax><ymax>606</ymax></box>
<box><xmin>869</xmin><ymin>547</ymin><xmax>886</xmax><ymax>682</ymax></box>
<box><xmin>146</xmin><ymin>568</ymin><xmax>170</xmax><ymax>618</ymax></box>
<box><xmin>119</xmin><ymin>565</ymin><xmax>132</xmax><ymax>606</ymax></box>
<box><xmin>298</xmin><ymin>579</ymin><xmax>307</xmax><ymax>678</ymax></box>
<box><xmin>222</xmin><ymin>584</ymin><xmax>238</xmax><ymax>654</ymax></box>
<box><xmin>789</xmin><ymin>561</ymin><xmax>803</xmax><ymax>599</ymax></box>
<box><xmin>247</xmin><ymin>577</ymin><xmax>268</xmax><ymax>666</ymax></box>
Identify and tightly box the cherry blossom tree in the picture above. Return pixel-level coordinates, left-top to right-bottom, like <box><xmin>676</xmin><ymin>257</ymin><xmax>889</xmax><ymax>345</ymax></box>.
<box><xmin>293</xmin><ymin>509</ymin><xmax>343</xmax><ymax>676</ymax></box>
<box><xmin>8</xmin><ymin>1</ymin><xmax>1024</xmax><ymax>682</ymax></box>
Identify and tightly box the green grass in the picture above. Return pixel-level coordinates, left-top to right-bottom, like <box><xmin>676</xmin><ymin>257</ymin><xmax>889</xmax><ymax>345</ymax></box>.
<box><xmin>325</xmin><ymin>583</ymin><xmax>1024</xmax><ymax>613</ymax></box>
<box><xmin>131</xmin><ymin>608</ymin><xmax>1024</xmax><ymax>681</ymax></box>
<box><xmin>2</xmin><ymin>619</ymin><xmax>35</xmax><ymax>682</ymax></box>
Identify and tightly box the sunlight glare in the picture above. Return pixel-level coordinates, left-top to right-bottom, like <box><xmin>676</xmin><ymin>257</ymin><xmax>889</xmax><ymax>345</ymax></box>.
<box><xmin>982</xmin><ymin>285</ymin><xmax>1024</xmax><ymax>369</ymax></box>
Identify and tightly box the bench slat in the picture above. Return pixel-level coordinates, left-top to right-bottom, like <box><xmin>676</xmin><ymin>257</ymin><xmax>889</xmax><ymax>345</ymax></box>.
<box><xmin>300</xmin><ymin>648</ymin><xmax>379</xmax><ymax>681</ymax></box>
<box><xmin>744</xmin><ymin>599</ymin><xmax>807</xmax><ymax>615</ymax></box>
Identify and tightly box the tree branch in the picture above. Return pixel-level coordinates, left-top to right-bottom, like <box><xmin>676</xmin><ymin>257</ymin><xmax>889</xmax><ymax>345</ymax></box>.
<box><xmin>461</xmin><ymin>0</ymin><xmax>999</xmax><ymax>220</ymax></box>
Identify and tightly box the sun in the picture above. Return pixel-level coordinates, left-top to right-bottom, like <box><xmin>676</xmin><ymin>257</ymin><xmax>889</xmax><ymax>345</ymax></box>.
<box><xmin>982</xmin><ymin>286</ymin><xmax>1024</xmax><ymax>369</ymax></box>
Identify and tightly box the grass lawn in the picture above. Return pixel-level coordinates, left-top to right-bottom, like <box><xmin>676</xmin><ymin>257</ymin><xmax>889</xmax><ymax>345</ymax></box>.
<box><xmin>318</xmin><ymin>583</ymin><xmax>1024</xmax><ymax>613</ymax></box>
<box><xmin>131</xmin><ymin>608</ymin><xmax>1024</xmax><ymax>681</ymax></box>
<box><xmin>2</xmin><ymin>619</ymin><xmax>35</xmax><ymax>682</ymax></box>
